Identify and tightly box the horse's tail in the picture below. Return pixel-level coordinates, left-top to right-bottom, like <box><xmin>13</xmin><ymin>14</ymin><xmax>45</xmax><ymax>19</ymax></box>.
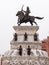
<box><xmin>35</xmin><ymin>17</ymin><xmax>44</xmax><ymax>19</ymax></box>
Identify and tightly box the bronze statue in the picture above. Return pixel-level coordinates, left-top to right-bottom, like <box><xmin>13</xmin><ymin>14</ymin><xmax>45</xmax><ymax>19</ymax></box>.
<box><xmin>24</xmin><ymin>32</ymin><xmax>28</xmax><ymax>41</ymax></box>
<box><xmin>16</xmin><ymin>6</ymin><xmax>44</xmax><ymax>26</ymax></box>
<box><xmin>27</xmin><ymin>46</ymin><xmax>31</xmax><ymax>55</ymax></box>
<box><xmin>22</xmin><ymin>6</ymin><xmax>30</xmax><ymax>16</ymax></box>
<box><xmin>19</xmin><ymin>45</ymin><xmax>22</xmax><ymax>56</ymax></box>
<box><xmin>14</xmin><ymin>33</ymin><xmax>17</xmax><ymax>41</ymax></box>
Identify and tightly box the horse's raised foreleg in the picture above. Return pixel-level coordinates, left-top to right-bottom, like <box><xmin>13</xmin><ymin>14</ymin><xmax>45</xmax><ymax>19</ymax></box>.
<box><xmin>17</xmin><ymin>21</ymin><xmax>20</xmax><ymax>26</ymax></box>
<box><xmin>17</xmin><ymin>22</ymin><xmax>20</xmax><ymax>26</ymax></box>
<box><xmin>17</xmin><ymin>18</ymin><xmax>21</xmax><ymax>26</ymax></box>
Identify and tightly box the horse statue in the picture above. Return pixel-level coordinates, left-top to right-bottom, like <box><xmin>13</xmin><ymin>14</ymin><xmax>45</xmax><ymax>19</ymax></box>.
<box><xmin>16</xmin><ymin>6</ymin><xmax>44</xmax><ymax>26</ymax></box>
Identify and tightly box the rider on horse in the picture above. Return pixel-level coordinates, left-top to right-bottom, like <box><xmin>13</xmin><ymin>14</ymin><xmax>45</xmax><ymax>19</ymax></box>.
<box><xmin>22</xmin><ymin>6</ymin><xmax>30</xmax><ymax>16</ymax></box>
<box><xmin>22</xmin><ymin>6</ymin><xmax>31</xmax><ymax>17</ymax></box>
<box><xmin>16</xmin><ymin>6</ymin><xmax>44</xmax><ymax>26</ymax></box>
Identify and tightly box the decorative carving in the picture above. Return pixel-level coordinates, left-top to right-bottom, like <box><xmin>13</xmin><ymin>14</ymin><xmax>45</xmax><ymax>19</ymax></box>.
<box><xmin>39</xmin><ymin>58</ymin><xmax>47</xmax><ymax>65</ymax></box>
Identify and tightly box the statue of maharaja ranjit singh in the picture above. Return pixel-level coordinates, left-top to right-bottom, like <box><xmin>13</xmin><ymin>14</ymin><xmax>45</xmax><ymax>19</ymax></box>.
<box><xmin>16</xmin><ymin>5</ymin><xmax>44</xmax><ymax>26</ymax></box>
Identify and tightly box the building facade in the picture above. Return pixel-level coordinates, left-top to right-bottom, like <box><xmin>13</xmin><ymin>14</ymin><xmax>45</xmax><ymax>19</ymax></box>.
<box><xmin>42</xmin><ymin>36</ymin><xmax>49</xmax><ymax>56</ymax></box>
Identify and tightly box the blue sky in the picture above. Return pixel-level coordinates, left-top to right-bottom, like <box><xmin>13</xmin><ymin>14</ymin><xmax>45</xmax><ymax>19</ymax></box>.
<box><xmin>0</xmin><ymin>0</ymin><xmax>49</xmax><ymax>54</ymax></box>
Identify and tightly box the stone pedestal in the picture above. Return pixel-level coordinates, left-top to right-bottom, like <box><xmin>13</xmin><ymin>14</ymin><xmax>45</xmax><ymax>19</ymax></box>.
<box><xmin>10</xmin><ymin>26</ymin><xmax>41</xmax><ymax>50</ymax></box>
<box><xmin>1</xmin><ymin>26</ymin><xmax>49</xmax><ymax>65</ymax></box>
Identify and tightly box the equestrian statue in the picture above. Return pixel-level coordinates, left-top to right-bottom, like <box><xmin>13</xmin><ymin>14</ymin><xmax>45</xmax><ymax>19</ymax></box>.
<box><xmin>16</xmin><ymin>6</ymin><xmax>44</xmax><ymax>26</ymax></box>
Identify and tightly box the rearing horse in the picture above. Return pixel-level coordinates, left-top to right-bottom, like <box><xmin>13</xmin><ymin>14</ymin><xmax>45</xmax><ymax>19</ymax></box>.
<box><xmin>16</xmin><ymin>11</ymin><xmax>44</xmax><ymax>26</ymax></box>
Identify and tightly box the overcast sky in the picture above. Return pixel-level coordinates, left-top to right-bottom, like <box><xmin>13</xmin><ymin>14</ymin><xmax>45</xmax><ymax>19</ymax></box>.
<box><xmin>0</xmin><ymin>0</ymin><xmax>49</xmax><ymax>54</ymax></box>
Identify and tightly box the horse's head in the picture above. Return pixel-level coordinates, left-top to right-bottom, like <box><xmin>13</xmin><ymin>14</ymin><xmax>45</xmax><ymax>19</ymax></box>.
<box><xmin>16</xmin><ymin>11</ymin><xmax>24</xmax><ymax>16</ymax></box>
<box><xmin>16</xmin><ymin>11</ymin><xmax>21</xmax><ymax>16</ymax></box>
